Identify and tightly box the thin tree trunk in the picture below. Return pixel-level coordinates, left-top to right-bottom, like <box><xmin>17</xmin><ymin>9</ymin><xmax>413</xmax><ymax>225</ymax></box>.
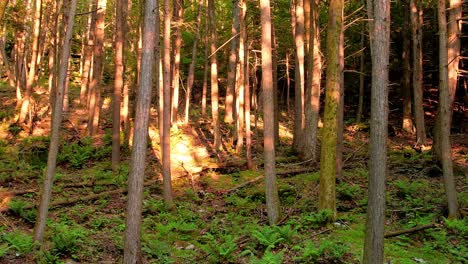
<box><xmin>319</xmin><ymin>0</ymin><xmax>343</xmax><ymax>217</ymax></box>
<box><xmin>260</xmin><ymin>0</ymin><xmax>280</xmax><ymax>225</ymax></box>
<box><xmin>163</xmin><ymin>0</ymin><xmax>174</xmax><ymax>206</ymax></box>
<box><xmin>402</xmin><ymin>1</ymin><xmax>414</xmax><ymax>133</ymax></box>
<box><xmin>87</xmin><ymin>0</ymin><xmax>107</xmax><ymax>136</ymax></box>
<box><xmin>293</xmin><ymin>0</ymin><xmax>305</xmax><ymax>151</ymax></box>
<box><xmin>437</xmin><ymin>0</ymin><xmax>459</xmax><ymax>219</ymax></box>
<box><xmin>184</xmin><ymin>0</ymin><xmax>203</xmax><ymax>125</ymax></box>
<box><xmin>80</xmin><ymin>0</ymin><xmax>96</xmax><ymax>105</ymax></box>
<box><xmin>171</xmin><ymin>0</ymin><xmax>184</xmax><ymax>125</ymax></box>
<box><xmin>18</xmin><ymin>0</ymin><xmax>41</xmax><ymax>124</ymax></box>
<box><xmin>208</xmin><ymin>0</ymin><xmax>220</xmax><ymax>150</ymax></box>
<box><xmin>235</xmin><ymin>0</ymin><xmax>246</xmax><ymax>154</ymax></box>
<box><xmin>410</xmin><ymin>0</ymin><xmax>426</xmax><ymax>145</ymax></box>
<box><xmin>286</xmin><ymin>51</ymin><xmax>291</xmax><ymax>113</ymax></box>
<box><xmin>272</xmin><ymin>22</ymin><xmax>279</xmax><ymax>145</ymax></box>
<box><xmin>245</xmin><ymin>42</ymin><xmax>253</xmax><ymax>169</ymax></box>
<box><xmin>357</xmin><ymin>23</ymin><xmax>365</xmax><ymax>123</ymax></box>
<box><xmin>225</xmin><ymin>0</ymin><xmax>240</xmax><ymax>124</ymax></box>
<box><xmin>363</xmin><ymin>0</ymin><xmax>390</xmax><ymax>262</ymax></box>
<box><xmin>201</xmin><ymin>4</ymin><xmax>209</xmax><ymax>118</ymax></box>
<box><xmin>123</xmin><ymin>0</ymin><xmax>157</xmax><ymax>261</ymax></box>
<box><xmin>0</xmin><ymin>0</ymin><xmax>9</xmax><ymax>23</ymax></box>
<box><xmin>33</xmin><ymin>0</ymin><xmax>77</xmax><ymax>242</ymax></box>
<box><xmin>112</xmin><ymin>0</ymin><xmax>127</xmax><ymax>172</ymax></box>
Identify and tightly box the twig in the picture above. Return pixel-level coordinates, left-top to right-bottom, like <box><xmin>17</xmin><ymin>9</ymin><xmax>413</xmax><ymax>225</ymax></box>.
<box><xmin>225</xmin><ymin>175</ymin><xmax>264</xmax><ymax>193</ymax></box>
<box><xmin>384</xmin><ymin>223</ymin><xmax>438</xmax><ymax>238</ymax></box>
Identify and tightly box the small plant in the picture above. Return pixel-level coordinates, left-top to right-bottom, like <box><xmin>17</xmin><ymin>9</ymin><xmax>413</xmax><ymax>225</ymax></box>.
<box><xmin>50</xmin><ymin>222</ymin><xmax>87</xmax><ymax>257</ymax></box>
<box><xmin>8</xmin><ymin>199</ymin><xmax>36</xmax><ymax>223</ymax></box>
<box><xmin>141</xmin><ymin>233</ymin><xmax>173</xmax><ymax>262</ymax></box>
<box><xmin>444</xmin><ymin>218</ymin><xmax>468</xmax><ymax>236</ymax></box>
<box><xmin>57</xmin><ymin>137</ymin><xmax>111</xmax><ymax>169</ymax></box>
<box><xmin>251</xmin><ymin>226</ymin><xmax>284</xmax><ymax>250</ymax></box>
<box><xmin>337</xmin><ymin>183</ymin><xmax>362</xmax><ymax>200</ymax></box>
<box><xmin>302</xmin><ymin>209</ymin><xmax>333</xmax><ymax>229</ymax></box>
<box><xmin>393</xmin><ymin>179</ymin><xmax>425</xmax><ymax>199</ymax></box>
<box><xmin>1</xmin><ymin>230</ymin><xmax>36</xmax><ymax>255</ymax></box>
<box><xmin>294</xmin><ymin>240</ymin><xmax>349</xmax><ymax>263</ymax></box>
<box><xmin>200</xmin><ymin>233</ymin><xmax>238</xmax><ymax>262</ymax></box>
<box><xmin>250</xmin><ymin>250</ymin><xmax>283</xmax><ymax>264</ymax></box>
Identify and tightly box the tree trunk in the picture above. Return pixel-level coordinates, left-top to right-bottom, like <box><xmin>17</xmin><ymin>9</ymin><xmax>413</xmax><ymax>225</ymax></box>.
<box><xmin>80</xmin><ymin>0</ymin><xmax>97</xmax><ymax>105</ymax></box>
<box><xmin>171</xmin><ymin>0</ymin><xmax>184</xmax><ymax>125</ymax></box>
<box><xmin>87</xmin><ymin>0</ymin><xmax>107</xmax><ymax>136</ymax></box>
<box><xmin>301</xmin><ymin>0</ymin><xmax>321</xmax><ymax>161</ymax></box>
<box><xmin>184</xmin><ymin>0</ymin><xmax>203</xmax><ymax>125</ymax></box>
<box><xmin>437</xmin><ymin>0</ymin><xmax>459</xmax><ymax>219</ymax></box>
<box><xmin>319</xmin><ymin>0</ymin><xmax>343</xmax><ymax>217</ymax></box>
<box><xmin>0</xmin><ymin>0</ymin><xmax>9</xmax><ymax>23</ymax></box>
<box><xmin>201</xmin><ymin>5</ymin><xmax>209</xmax><ymax>118</ymax></box>
<box><xmin>363</xmin><ymin>0</ymin><xmax>390</xmax><ymax>262</ymax></box>
<box><xmin>18</xmin><ymin>0</ymin><xmax>41</xmax><ymax>124</ymax></box>
<box><xmin>293</xmin><ymin>0</ymin><xmax>305</xmax><ymax>151</ymax></box>
<box><xmin>235</xmin><ymin>0</ymin><xmax>246</xmax><ymax>154</ymax></box>
<box><xmin>356</xmin><ymin>22</ymin><xmax>365</xmax><ymax>123</ymax></box>
<box><xmin>410</xmin><ymin>0</ymin><xmax>426</xmax><ymax>145</ymax></box>
<box><xmin>225</xmin><ymin>0</ymin><xmax>240</xmax><ymax>124</ymax></box>
<box><xmin>123</xmin><ymin>0</ymin><xmax>157</xmax><ymax>262</ymax></box>
<box><xmin>245</xmin><ymin>41</ymin><xmax>253</xmax><ymax>169</ymax></box>
<box><xmin>163</xmin><ymin>0</ymin><xmax>174</xmax><ymax>206</ymax></box>
<box><xmin>112</xmin><ymin>0</ymin><xmax>127</xmax><ymax>172</ymax></box>
<box><xmin>33</xmin><ymin>0</ymin><xmax>77</xmax><ymax>243</ymax></box>
<box><xmin>260</xmin><ymin>0</ymin><xmax>280</xmax><ymax>225</ymax></box>
<box><xmin>402</xmin><ymin>1</ymin><xmax>414</xmax><ymax>133</ymax></box>
<box><xmin>208</xmin><ymin>0</ymin><xmax>221</xmax><ymax>150</ymax></box>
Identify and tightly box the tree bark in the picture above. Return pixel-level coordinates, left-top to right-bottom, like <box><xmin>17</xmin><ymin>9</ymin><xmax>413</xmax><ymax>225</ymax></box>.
<box><xmin>437</xmin><ymin>0</ymin><xmax>459</xmax><ymax>219</ymax></box>
<box><xmin>112</xmin><ymin>0</ymin><xmax>127</xmax><ymax>172</ymax></box>
<box><xmin>201</xmin><ymin>4</ymin><xmax>209</xmax><ymax>118</ymax></box>
<box><xmin>402</xmin><ymin>1</ymin><xmax>414</xmax><ymax>133</ymax></box>
<box><xmin>293</xmin><ymin>0</ymin><xmax>305</xmax><ymax>151</ymax></box>
<box><xmin>319</xmin><ymin>0</ymin><xmax>343</xmax><ymax>217</ymax></box>
<box><xmin>80</xmin><ymin>0</ymin><xmax>97</xmax><ymax>105</ymax></box>
<box><xmin>87</xmin><ymin>0</ymin><xmax>107</xmax><ymax>136</ymax></box>
<box><xmin>410</xmin><ymin>0</ymin><xmax>426</xmax><ymax>145</ymax></box>
<box><xmin>356</xmin><ymin>21</ymin><xmax>365</xmax><ymax>123</ymax></box>
<box><xmin>184</xmin><ymin>0</ymin><xmax>203</xmax><ymax>125</ymax></box>
<box><xmin>123</xmin><ymin>0</ymin><xmax>157</xmax><ymax>262</ymax></box>
<box><xmin>171</xmin><ymin>0</ymin><xmax>184</xmax><ymax>125</ymax></box>
<box><xmin>33</xmin><ymin>0</ymin><xmax>77</xmax><ymax>243</ymax></box>
<box><xmin>363</xmin><ymin>0</ymin><xmax>390</xmax><ymax>262</ymax></box>
<box><xmin>163</xmin><ymin>0</ymin><xmax>174</xmax><ymax>206</ymax></box>
<box><xmin>0</xmin><ymin>0</ymin><xmax>9</xmax><ymax>23</ymax></box>
<box><xmin>245</xmin><ymin>41</ymin><xmax>253</xmax><ymax>169</ymax></box>
<box><xmin>260</xmin><ymin>0</ymin><xmax>280</xmax><ymax>225</ymax></box>
<box><xmin>208</xmin><ymin>0</ymin><xmax>221</xmax><ymax>150</ymax></box>
<box><xmin>235</xmin><ymin>0</ymin><xmax>246</xmax><ymax>154</ymax></box>
<box><xmin>225</xmin><ymin>0</ymin><xmax>240</xmax><ymax>124</ymax></box>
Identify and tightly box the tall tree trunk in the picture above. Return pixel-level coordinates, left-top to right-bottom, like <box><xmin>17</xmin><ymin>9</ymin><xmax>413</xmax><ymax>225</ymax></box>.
<box><xmin>184</xmin><ymin>0</ymin><xmax>203</xmax><ymax>125</ymax></box>
<box><xmin>363</xmin><ymin>0</ymin><xmax>390</xmax><ymax>262</ymax></box>
<box><xmin>272</xmin><ymin>22</ymin><xmax>279</xmax><ymax>145</ymax></box>
<box><xmin>225</xmin><ymin>0</ymin><xmax>240</xmax><ymax>124</ymax></box>
<box><xmin>319</xmin><ymin>0</ymin><xmax>343</xmax><ymax>217</ymax></box>
<box><xmin>123</xmin><ymin>0</ymin><xmax>157</xmax><ymax>261</ymax></box>
<box><xmin>201</xmin><ymin>3</ymin><xmax>209</xmax><ymax>118</ymax></box>
<box><xmin>18</xmin><ymin>0</ymin><xmax>41</xmax><ymax>124</ymax></box>
<box><xmin>87</xmin><ymin>0</ymin><xmax>107</xmax><ymax>136</ymax></box>
<box><xmin>410</xmin><ymin>0</ymin><xmax>426</xmax><ymax>145</ymax></box>
<box><xmin>0</xmin><ymin>0</ymin><xmax>9</xmax><ymax>23</ymax></box>
<box><xmin>301</xmin><ymin>0</ymin><xmax>321</xmax><ymax>161</ymax></box>
<box><xmin>293</xmin><ymin>0</ymin><xmax>305</xmax><ymax>151</ymax></box>
<box><xmin>286</xmin><ymin>51</ymin><xmax>291</xmax><ymax>113</ymax></box>
<box><xmin>80</xmin><ymin>0</ymin><xmax>97</xmax><ymax>105</ymax></box>
<box><xmin>356</xmin><ymin>22</ymin><xmax>365</xmax><ymax>123</ymax></box>
<box><xmin>112</xmin><ymin>0</ymin><xmax>127</xmax><ymax>172</ymax></box>
<box><xmin>245</xmin><ymin>41</ymin><xmax>253</xmax><ymax>169</ymax></box>
<box><xmin>235</xmin><ymin>0</ymin><xmax>246</xmax><ymax>154</ymax></box>
<box><xmin>402</xmin><ymin>1</ymin><xmax>414</xmax><ymax>133</ymax></box>
<box><xmin>33</xmin><ymin>0</ymin><xmax>77</xmax><ymax>242</ymax></box>
<box><xmin>171</xmin><ymin>0</ymin><xmax>184</xmax><ymax>125</ymax></box>
<box><xmin>437</xmin><ymin>0</ymin><xmax>459</xmax><ymax>219</ymax></box>
<box><xmin>260</xmin><ymin>0</ymin><xmax>280</xmax><ymax>225</ymax></box>
<box><xmin>163</xmin><ymin>0</ymin><xmax>174</xmax><ymax>206</ymax></box>
<box><xmin>208</xmin><ymin>0</ymin><xmax>221</xmax><ymax>150</ymax></box>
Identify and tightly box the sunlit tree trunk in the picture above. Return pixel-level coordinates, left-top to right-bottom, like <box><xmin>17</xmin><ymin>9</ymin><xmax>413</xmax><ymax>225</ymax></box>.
<box><xmin>87</xmin><ymin>0</ymin><xmax>107</xmax><ymax>136</ymax></box>
<box><xmin>271</xmin><ymin>22</ymin><xmax>279</xmax><ymax>145</ymax></box>
<box><xmin>301</xmin><ymin>0</ymin><xmax>321</xmax><ymax>161</ymax></box>
<box><xmin>171</xmin><ymin>0</ymin><xmax>184</xmax><ymax>125</ymax></box>
<box><xmin>112</xmin><ymin>0</ymin><xmax>127</xmax><ymax>172</ymax></box>
<box><xmin>123</xmin><ymin>0</ymin><xmax>157</xmax><ymax>261</ymax></box>
<box><xmin>163</xmin><ymin>0</ymin><xmax>174</xmax><ymax>206</ymax></box>
<box><xmin>208</xmin><ymin>0</ymin><xmax>220</xmax><ymax>150</ymax></box>
<box><xmin>33</xmin><ymin>0</ymin><xmax>77</xmax><ymax>242</ymax></box>
<box><xmin>225</xmin><ymin>0</ymin><xmax>240</xmax><ymax>124</ymax></box>
<box><xmin>0</xmin><ymin>0</ymin><xmax>9</xmax><ymax>22</ymax></box>
<box><xmin>80</xmin><ymin>0</ymin><xmax>96</xmax><ymax>105</ymax></box>
<box><xmin>18</xmin><ymin>0</ymin><xmax>41</xmax><ymax>124</ymax></box>
<box><xmin>245</xmin><ymin>42</ymin><xmax>253</xmax><ymax>169</ymax></box>
<box><xmin>363</xmin><ymin>0</ymin><xmax>390</xmax><ymax>262</ymax></box>
<box><xmin>437</xmin><ymin>0</ymin><xmax>459</xmax><ymax>219</ymax></box>
<box><xmin>260</xmin><ymin>0</ymin><xmax>280</xmax><ymax>225</ymax></box>
<box><xmin>184</xmin><ymin>0</ymin><xmax>203</xmax><ymax>125</ymax></box>
<box><xmin>235</xmin><ymin>0</ymin><xmax>246</xmax><ymax>154</ymax></box>
<box><xmin>319</xmin><ymin>0</ymin><xmax>343</xmax><ymax>217</ymax></box>
<box><xmin>201</xmin><ymin>2</ymin><xmax>209</xmax><ymax>117</ymax></box>
<box><xmin>293</xmin><ymin>0</ymin><xmax>305</xmax><ymax>151</ymax></box>
<box><xmin>410</xmin><ymin>0</ymin><xmax>426</xmax><ymax>145</ymax></box>
<box><xmin>402</xmin><ymin>1</ymin><xmax>414</xmax><ymax>133</ymax></box>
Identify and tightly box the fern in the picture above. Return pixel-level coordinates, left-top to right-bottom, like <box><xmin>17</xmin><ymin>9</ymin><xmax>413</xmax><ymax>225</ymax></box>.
<box><xmin>251</xmin><ymin>226</ymin><xmax>284</xmax><ymax>250</ymax></box>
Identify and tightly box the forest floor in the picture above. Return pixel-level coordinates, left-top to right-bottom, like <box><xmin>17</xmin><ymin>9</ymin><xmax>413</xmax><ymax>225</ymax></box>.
<box><xmin>0</xmin><ymin>82</ymin><xmax>467</xmax><ymax>263</ymax></box>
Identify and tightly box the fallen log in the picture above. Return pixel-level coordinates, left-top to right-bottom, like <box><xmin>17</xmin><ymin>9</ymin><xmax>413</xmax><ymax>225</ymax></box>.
<box><xmin>384</xmin><ymin>223</ymin><xmax>438</xmax><ymax>238</ymax></box>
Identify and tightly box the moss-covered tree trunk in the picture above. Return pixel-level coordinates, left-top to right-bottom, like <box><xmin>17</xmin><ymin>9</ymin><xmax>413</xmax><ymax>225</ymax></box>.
<box><xmin>318</xmin><ymin>0</ymin><xmax>343</xmax><ymax>216</ymax></box>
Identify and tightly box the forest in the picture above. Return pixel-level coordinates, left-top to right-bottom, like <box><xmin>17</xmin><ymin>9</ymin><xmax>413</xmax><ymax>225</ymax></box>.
<box><xmin>0</xmin><ymin>0</ymin><xmax>466</xmax><ymax>263</ymax></box>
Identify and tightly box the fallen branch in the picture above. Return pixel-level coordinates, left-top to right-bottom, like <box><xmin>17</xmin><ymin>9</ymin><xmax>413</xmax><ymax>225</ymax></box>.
<box><xmin>384</xmin><ymin>223</ymin><xmax>438</xmax><ymax>238</ymax></box>
<box><xmin>225</xmin><ymin>175</ymin><xmax>264</xmax><ymax>193</ymax></box>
